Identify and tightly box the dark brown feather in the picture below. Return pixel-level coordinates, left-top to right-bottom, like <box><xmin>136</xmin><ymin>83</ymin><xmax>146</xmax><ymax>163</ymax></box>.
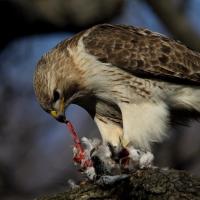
<box><xmin>83</xmin><ymin>24</ymin><xmax>200</xmax><ymax>85</ymax></box>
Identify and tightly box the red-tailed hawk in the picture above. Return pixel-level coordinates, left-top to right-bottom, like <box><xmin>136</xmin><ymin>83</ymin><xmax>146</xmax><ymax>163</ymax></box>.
<box><xmin>33</xmin><ymin>24</ymin><xmax>200</xmax><ymax>152</ymax></box>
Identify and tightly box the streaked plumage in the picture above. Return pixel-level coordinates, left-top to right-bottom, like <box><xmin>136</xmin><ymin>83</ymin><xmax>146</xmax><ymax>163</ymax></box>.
<box><xmin>33</xmin><ymin>24</ymin><xmax>200</xmax><ymax>151</ymax></box>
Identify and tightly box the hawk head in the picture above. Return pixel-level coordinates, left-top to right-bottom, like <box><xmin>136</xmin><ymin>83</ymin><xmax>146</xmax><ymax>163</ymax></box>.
<box><xmin>33</xmin><ymin>52</ymin><xmax>68</xmax><ymax>122</ymax></box>
<box><xmin>33</xmin><ymin>45</ymin><xmax>85</xmax><ymax>123</ymax></box>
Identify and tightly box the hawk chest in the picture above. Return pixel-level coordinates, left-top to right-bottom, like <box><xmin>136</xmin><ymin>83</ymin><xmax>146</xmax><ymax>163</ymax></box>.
<box><xmin>72</xmin><ymin>38</ymin><xmax>163</xmax><ymax>105</ymax></box>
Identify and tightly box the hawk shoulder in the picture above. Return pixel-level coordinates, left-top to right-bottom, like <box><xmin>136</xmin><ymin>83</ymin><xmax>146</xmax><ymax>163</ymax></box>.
<box><xmin>82</xmin><ymin>24</ymin><xmax>200</xmax><ymax>85</ymax></box>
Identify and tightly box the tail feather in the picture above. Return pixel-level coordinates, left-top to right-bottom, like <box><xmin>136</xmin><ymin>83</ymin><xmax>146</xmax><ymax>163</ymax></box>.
<box><xmin>172</xmin><ymin>87</ymin><xmax>200</xmax><ymax>111</ymax></box>
<box><xmin>170</xmin><ymin>87</ymin><xmax>200</xmax><ymax>125</ymax></box>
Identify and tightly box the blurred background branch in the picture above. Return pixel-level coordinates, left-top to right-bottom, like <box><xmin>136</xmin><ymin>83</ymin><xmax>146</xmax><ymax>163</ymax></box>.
<box><xmin>0</xmin><ymin>0</ymin><xmax>123</xmax><ymax>50</ymax></box>
<box><xmin>146</xmin><ymin>0</ymin><xmax>200</xmax><ymax>51</ymax></box>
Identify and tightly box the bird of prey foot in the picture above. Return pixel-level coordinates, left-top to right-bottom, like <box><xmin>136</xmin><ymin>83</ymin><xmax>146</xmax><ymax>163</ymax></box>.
<box><xmin>34</xmin><ymin>24</ymin><xmax>200</xmax><ymax>174</ymax></box>
<box><xmin>73</xmin><ymin>137</ymin><xmax>153</xmax><ymax>183</ymax></box>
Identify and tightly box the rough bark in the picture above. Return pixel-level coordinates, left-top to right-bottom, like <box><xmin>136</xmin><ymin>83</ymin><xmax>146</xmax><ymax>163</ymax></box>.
<box><xmin>36</xmin><ymin>168</ymin><xmax>200</xmax><ymax>200</ymax></box>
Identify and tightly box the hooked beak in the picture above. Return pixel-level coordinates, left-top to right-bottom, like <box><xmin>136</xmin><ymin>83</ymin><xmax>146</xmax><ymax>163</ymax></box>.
<box><xmin>50</xmin><ymin>98</ymin><xmax>68</xmax><ymax>123</ymax></box>
<box><xmin>51</xmin><ymin>110</ymin><xmax>67</xmax><ymax>123</ymax></box>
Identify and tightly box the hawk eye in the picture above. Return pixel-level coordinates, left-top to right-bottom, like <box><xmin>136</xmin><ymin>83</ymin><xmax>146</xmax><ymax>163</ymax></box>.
<box><xmin>53</xmin><ymin>90</ymin><xmax>60</xmax><ymax>102</ymax></box>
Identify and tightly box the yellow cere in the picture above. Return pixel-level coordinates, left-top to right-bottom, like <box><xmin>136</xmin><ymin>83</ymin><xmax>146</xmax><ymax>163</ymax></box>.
<box><xmin>51</xmin><ymin>110</ymin><xmax>58</xmax><ymax>118</ymax></box>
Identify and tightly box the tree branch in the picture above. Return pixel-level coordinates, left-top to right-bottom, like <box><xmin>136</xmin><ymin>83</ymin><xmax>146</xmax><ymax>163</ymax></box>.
<box><xmin>36</xmin><ymin>168</ymin><xmax>200</xmax><ymax>200</ymax></box>
<box><xmin>0</xmin><ymin>0</ymin><xmax>123</xmax><ymax>50</ymax></box>
<box><xmin>146</xmin><ymin>0</ymin><xmax>200</xmax><ymax>52</ymax></box>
